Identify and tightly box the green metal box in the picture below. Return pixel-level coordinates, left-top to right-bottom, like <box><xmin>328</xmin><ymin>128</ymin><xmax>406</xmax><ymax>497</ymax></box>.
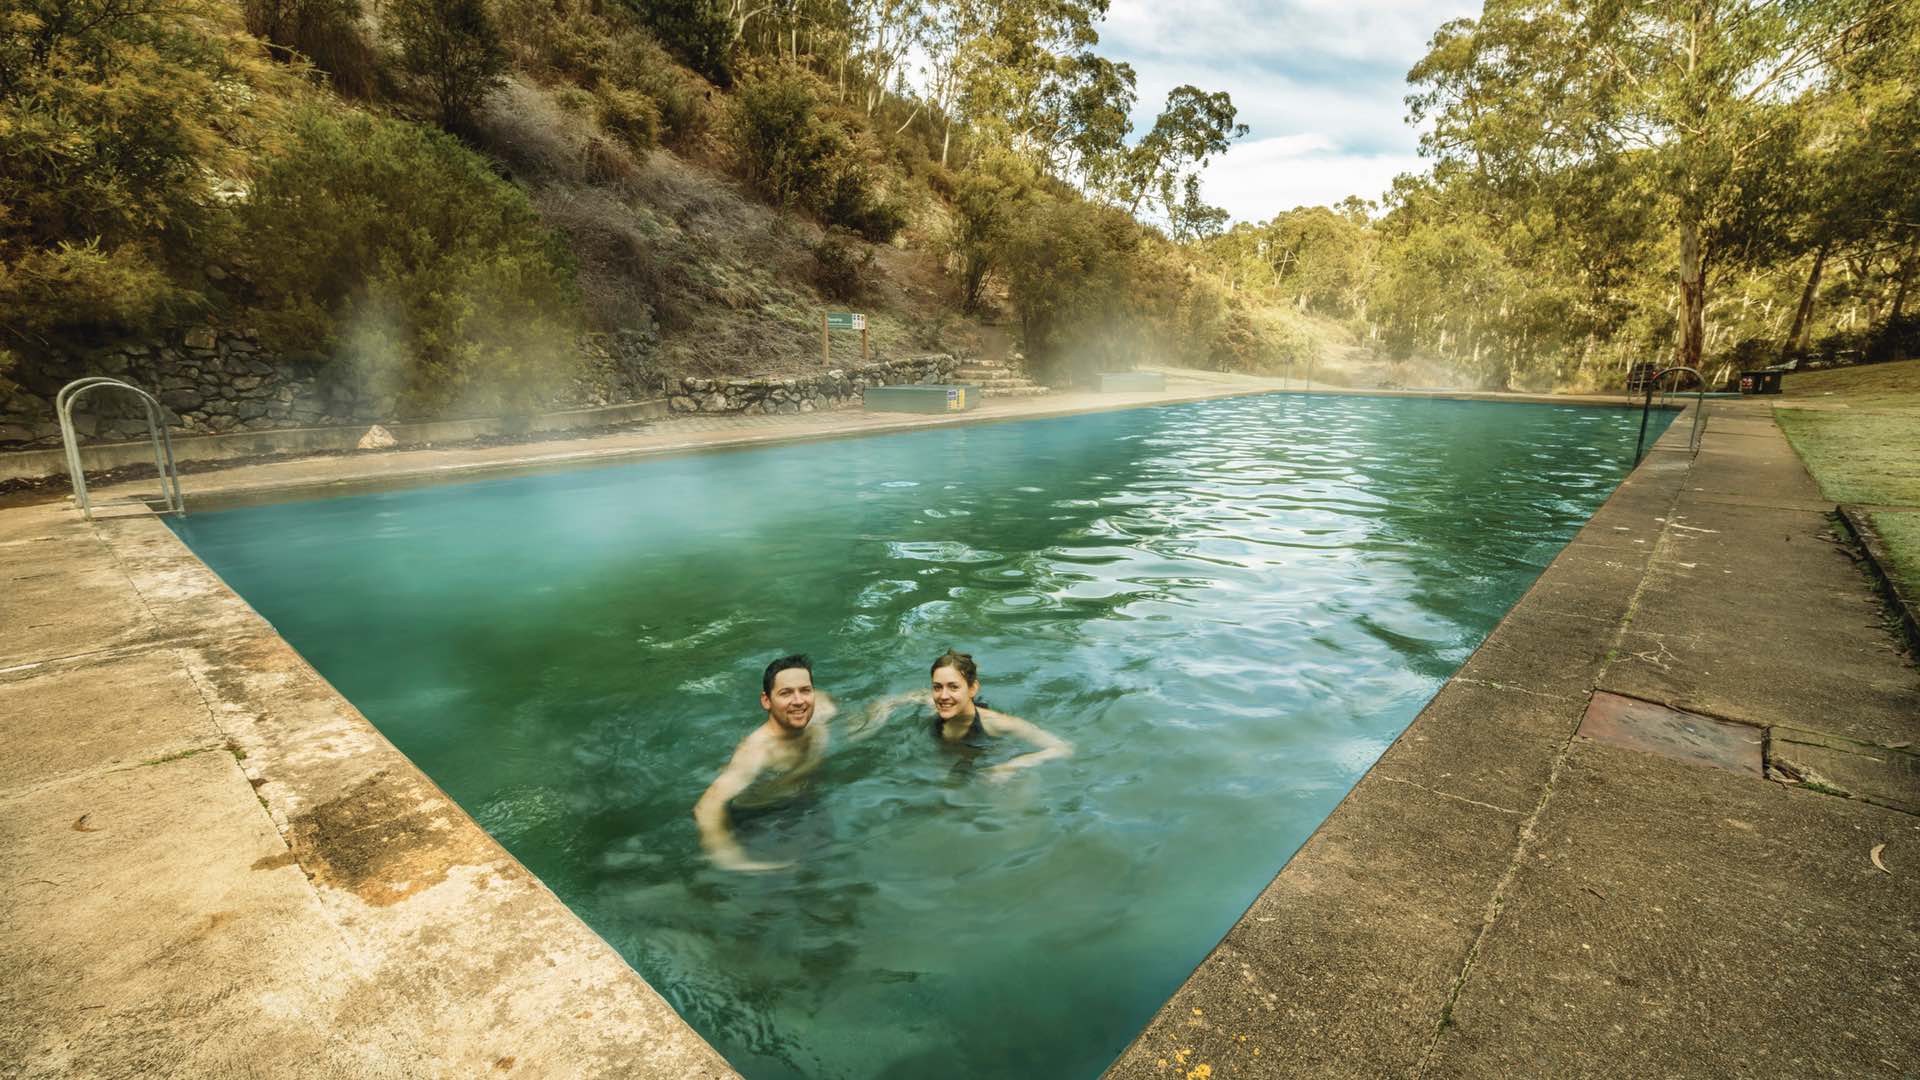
<box><xmin>1098</xmin><ymin>371</ymin><xmax>1167</xmax><ymax>392</ymax></box>
<box><xmin>862</xmin><ymin>384</ymin><xmax>975</xmax><ymax>413</ymax></box>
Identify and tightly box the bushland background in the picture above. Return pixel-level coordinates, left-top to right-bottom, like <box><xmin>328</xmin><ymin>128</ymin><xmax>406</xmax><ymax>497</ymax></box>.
<box><xmin>3</xmin><ymin>0</ymin><xmax>1917</xmax><ymax>428</ymax></box>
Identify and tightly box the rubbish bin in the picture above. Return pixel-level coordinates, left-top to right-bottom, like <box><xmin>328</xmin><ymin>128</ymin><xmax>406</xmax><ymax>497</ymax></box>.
<box><xmin>1738</xmin><ymin>368</ymin><xmax>1784</xmax><ymax>395</ymax></box>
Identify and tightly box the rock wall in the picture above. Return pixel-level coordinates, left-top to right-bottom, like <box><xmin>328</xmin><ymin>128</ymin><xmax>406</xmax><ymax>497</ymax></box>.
<box><xmin>1</xmin><ymin>328</ymin><xmax>657</xmax><ymax>450</ymax></box>
<box><xmin>667</xmin><ymin>356</ymin><xmax>955</xmax><ymax>415</ymax></box>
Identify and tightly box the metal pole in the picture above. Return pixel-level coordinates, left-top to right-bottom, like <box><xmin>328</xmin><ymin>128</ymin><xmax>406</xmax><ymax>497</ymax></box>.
<box><xmin>822</xmin><ymin>313</ymin><xmax>830</xmax><ymax>365</ymax></box>
<box><xmin>1634</xmin><ymin>380</ymin><xmax>1653</xmax><ymax>465</ymax></box>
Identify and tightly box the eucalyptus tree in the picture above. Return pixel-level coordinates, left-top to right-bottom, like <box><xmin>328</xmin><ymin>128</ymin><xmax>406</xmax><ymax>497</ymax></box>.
<box><xmin>853</xmin><ymin>0</ymin><xmax>923</xmax><ymax>115</ymax></box>
<box><xmin>916</xmin><ymin>0</ymin><xmax>985</xmax><ymax>164</ymax></box>
<box><xmin>1121</xmin><ymin>85</ymin><xmax>1246</xmax><ymax>241</ymax></box>
<box><xmin>956</xmin><ymin>0</ymin><xmax>1105</xmax><ymax>161</ymax></box>
<box><xmin>1046</xmin><ymin>51</ymin><xmax>1135</xmax><ymax>192</ymax></box>
<box><xmin>1408</xmin><ymin>0</ymin><xmax>1895</xmax><ymax>370</ymax></box>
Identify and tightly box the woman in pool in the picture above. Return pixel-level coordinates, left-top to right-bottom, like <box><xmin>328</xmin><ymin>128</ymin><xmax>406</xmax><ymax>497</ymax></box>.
<box><xmin>861</xmin><ymin>650</ymin><xmax>1073</xmax><ymax>779</ymax></box>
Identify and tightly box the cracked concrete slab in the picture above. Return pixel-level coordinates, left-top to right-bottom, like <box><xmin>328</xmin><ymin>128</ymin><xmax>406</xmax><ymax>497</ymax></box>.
<box><xmin>1422</xmin><ymin>741</ymin><xmax>1920</xmax><ymax>1080</ymax></box>
<box><xmin>0</xmin><ymin>647</ymin><xmax>222</xmax><ymax>792</ymax></box>
<box><xmin>1770</xmin><ymin>727</ymin><xmax>1920</xmax><ymax>815</ymax></box>
<box><xmin>1576</xmin><ymin>691</ymin><xmax>1765</xmax><ymax>777</ymax></box>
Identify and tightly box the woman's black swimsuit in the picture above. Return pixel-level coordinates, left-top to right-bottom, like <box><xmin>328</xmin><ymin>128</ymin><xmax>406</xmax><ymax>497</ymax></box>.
<box><xmin>932</xmin><ymin>700</ymin><xmax>995</xmax><ymax>751</ymax></box>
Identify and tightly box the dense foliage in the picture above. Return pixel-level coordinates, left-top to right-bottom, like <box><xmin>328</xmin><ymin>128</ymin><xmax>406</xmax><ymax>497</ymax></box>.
<box><xmin>235</xmin><ymin>107</ymin><xmax>580</xmax><ymax>414</ymax></box>
<box><xmin>9</xmin><ymin>0</ymin><xmax>1913</xmax><ymax>408</ymax></box>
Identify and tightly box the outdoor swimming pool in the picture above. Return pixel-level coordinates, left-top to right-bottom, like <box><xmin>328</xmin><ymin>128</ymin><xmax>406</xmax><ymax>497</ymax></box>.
<box><xmin>169</xmin><ymin>393</ymin><xmax>1671</xmax><ymax>1079</ymax></box>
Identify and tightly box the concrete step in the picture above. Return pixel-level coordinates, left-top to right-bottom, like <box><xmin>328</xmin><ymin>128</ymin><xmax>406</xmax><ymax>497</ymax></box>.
<box><xmin>979</xmin><ymin>385</ymin><xmax>1051</xmax><ymax>397</ymax></box>
<box><xmin>964</xmin><ymin>378</ymin><xmax>1041</xmax><ymax>390</ymax></box>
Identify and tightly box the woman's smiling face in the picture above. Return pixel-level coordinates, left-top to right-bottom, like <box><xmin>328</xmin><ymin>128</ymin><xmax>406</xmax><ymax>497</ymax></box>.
<box><xmin>930</xmin><ymin>664</ymin><xmax>977</xmax><ymax>721</ymax></box>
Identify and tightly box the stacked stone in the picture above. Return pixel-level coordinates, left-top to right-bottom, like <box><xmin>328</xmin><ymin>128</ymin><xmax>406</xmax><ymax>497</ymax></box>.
<box><xmin>1</xmin><ymin>332</ymin><xmax>953</xmax><ymax>449</ymax></box>
<box><xmin>666</xmin><ymin>356</ymin><xmax>955</xmax><ymax>415</ymax></box>
<box><xmin>0</xmin><ymin>329</ymin><xmax>371</xmax><ymax>448</ymax></box>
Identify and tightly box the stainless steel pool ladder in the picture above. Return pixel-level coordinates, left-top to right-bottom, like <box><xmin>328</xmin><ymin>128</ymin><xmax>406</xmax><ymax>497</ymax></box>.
<box><xmin>57</xmin><ymin>377</ymin><xmax>185</xmax><ymax>520</ymax></box>
<box><xmin>1634</xmin><ymin>366</ymin><xmax>1706</xmax><ymax>464</ymax></box>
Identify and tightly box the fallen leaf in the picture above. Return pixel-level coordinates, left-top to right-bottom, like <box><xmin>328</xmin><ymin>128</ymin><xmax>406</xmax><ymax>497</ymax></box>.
<box><xmin>1870</xmin><ymin>844</ymin><xmax>1890</xmax><ymax>875</ymax></box>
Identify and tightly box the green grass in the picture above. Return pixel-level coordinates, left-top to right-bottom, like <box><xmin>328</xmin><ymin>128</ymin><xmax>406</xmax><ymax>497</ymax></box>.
<box><xmin>1870</xmin><ymin>511</ymin><xmax>1920</xmax><ymax>592</ymax></box>
<box><xmin>1775</xmin><ymin>359</ymin><xmax>1920</xmax><ymax>609</ymax></box>
<box><xmin>1777</xmin><ymin>408</ymin><xmax>1920</xmax><ymax>505</ymax></box>
<box><xmin>1780</xmin><ymin>357</ymin><xmax>1920</xmax><ymax>409</ymax></box>
<box><xmin>1775</xmin><ymin>358</ymin><xmax>1920</xmax><ymax>506</ymax></box>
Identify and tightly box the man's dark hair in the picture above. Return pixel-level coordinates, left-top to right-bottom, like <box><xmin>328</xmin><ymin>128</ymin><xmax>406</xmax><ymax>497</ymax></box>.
<box><xmin>763</xmin><ymin>653</ymin><xmax>812</xmax><ymax>695</ymax></box>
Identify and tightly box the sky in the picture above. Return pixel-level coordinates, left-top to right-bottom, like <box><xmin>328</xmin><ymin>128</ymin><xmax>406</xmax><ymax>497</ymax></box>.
<box><xmin>1097</xmin><ymin>0</ymin><xmax>1481</xmax><ymax>224</ymax></box>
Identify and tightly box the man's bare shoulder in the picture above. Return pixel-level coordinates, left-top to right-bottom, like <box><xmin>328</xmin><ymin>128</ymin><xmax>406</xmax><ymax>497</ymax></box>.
<box><xmin>731</xmin><ymin>722</ymin><xmax>779</xmax><ymax>763</ymax></box>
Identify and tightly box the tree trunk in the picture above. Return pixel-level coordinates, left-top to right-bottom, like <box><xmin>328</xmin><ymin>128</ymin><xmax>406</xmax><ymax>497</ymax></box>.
<box><xmin>940</xmin><ymin>121</ymin><xmax>952</xmax><ymax>167</ymax></box>
<box><xmin>1677</xmin><ymin>218</ymin><xmax>1706</xmax><ymax>370</ymax></box>
<box><xmin>1893</xmin><ymin>232</ymin><xmax>1920</xmax><ymax>319</ymax></box>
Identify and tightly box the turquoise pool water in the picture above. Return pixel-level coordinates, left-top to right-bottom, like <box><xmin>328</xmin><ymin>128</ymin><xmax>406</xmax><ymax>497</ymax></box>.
<box><xmin>170</xmin><ymin>394</ymin><xmax>1669</xmax><ymax>1079</ymax></box>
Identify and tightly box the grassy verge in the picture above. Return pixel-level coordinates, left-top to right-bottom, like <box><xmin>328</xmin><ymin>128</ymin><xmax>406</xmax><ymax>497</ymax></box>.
<box><xmin>1870</xmin><ymin>511</ymin><xmax>1920</xmax><ymax>592</ymax></box>
<box><xmin>1775</xmin><ymin>358</ymin><xmax>1920</xmax><ymax>601</ymax></box>
<box><xmin>1775</xmin><ymin>358</ymin><xmax>1920</xmax><ymax>506</ymax></box>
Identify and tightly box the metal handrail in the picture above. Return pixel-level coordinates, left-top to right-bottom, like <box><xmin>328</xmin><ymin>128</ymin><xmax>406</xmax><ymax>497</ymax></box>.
<box><xmin>57</xmin><ymin>377</ymin><xmax>185</xmax><ymax>520</ymax></box>
<box><xmin>1633</xmin><ymin>365</ymin><xmax>1706</xmax><ymax>465</ymax></box>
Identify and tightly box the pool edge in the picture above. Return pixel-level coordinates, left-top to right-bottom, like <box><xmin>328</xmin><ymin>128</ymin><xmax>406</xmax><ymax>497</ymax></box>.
<box><xmin>83</xmin><ymin>507</ymin><xmax>743</xmax><ymax>1077</ymax></box>
<box><xmin>67</xmin><ymin>382</ymin><xmax>1676</xmax><ymax>515</ymax></box>
<box><xmin>1097</xmin><ymin>403</ymin><xmax>1708</xmax><ymax>1077</ymax></box>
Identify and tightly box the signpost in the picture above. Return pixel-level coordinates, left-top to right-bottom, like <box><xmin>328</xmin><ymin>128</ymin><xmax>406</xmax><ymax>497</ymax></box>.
<box><xmin>823</xmin><ymin>312</ymin><xmax>869</xmax><ymax>363</ymax></box>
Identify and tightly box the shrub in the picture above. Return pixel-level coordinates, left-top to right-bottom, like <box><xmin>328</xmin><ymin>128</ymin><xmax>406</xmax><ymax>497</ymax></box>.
<box><xmin>633</xmin><ymin>0</ymin><xmax>732</xmax><ymax>85</ymax></box>
<box><xmin>495</xmin><ymin>0</ymin><xmax>710</xmax><ymax>146</ymax></box>
<box><xmin>1001</xmin><ymin>195</ymin><xmax>1148</xmax><ymax>381</ymax></box>
<box><xmin>242</xmin><ymin>0</ymin><xmax>378</xmax><ymax>97</ymax></box>
<box><xmin>602</xmin><ymin>28</ymin><xmax>710</xmax><ymax>146</ymax></box>
<box><xmin>812</xmin><ymin>228</ymin><xmax>873</xmax><ymax>301</ymax></box>
<box><xmin>234</xmin><ymin>107</ymin><xmax>582</xmax><ymax>415</ymax></box>
<box><xmin>727</xmin><ymin>65</ymin><xmax>904</xmax><ymax>240</ymax></box>
<box><xmin>727</xmin><ymin>66</ymin><xmax>844</xmax><ymax>207</ymax></box>
<box><xmin>0</xmin><ymin>0</ymin><xmax>259</xmax><ymax>342</ymax></box>
<box><xmin>827</xmin><ymin>180</ymin><xmax>908</xmax><ymax>243</ymax></box>
<box><xmin>593</xmin><ymin>83</ymin><xmax>659</xmax><ymax>155</ymax></box>
<box><xmin>387</xmin><ymin>0</ymin><xmax>509</xmax><ymax>131</ymax></box>
<box><xmin>943</xmin><ymin>153</ymin><xmax>1036</xmax><ymax>313</ymax></box>
<box><xmin>1866</xmin><ymin>313</ymin><xmax>1920</xmax><ymax>363</ymax></box>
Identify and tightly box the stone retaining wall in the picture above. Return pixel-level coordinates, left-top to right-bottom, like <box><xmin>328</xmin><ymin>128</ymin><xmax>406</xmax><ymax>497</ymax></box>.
<box><xmin>3</xmin><ymin>329</ymin><xmax>953</xmax><ymax>448</ymax></box>
<box><xmin>1</xmin><ymin>324</ymin><xmax>755</xmax><ymax>449</ymax></box>
<box><xmin>667</xmin><ymin>356</ymin><xmax>955</xmax><ymax>415</ymax></box>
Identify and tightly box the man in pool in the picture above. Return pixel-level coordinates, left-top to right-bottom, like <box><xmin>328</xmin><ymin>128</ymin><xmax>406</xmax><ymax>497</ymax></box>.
<box><xmin>693</xmin><ymin>653</ymin><xmax>838</xmax><ymax>872</ymax></box>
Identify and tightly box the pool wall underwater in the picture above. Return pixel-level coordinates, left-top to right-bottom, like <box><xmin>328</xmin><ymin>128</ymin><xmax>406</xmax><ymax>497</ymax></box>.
<box><xmin>112</xmin><ymin>392</ymin><xmax>1686</xmax><ymax>1079</ymax></box>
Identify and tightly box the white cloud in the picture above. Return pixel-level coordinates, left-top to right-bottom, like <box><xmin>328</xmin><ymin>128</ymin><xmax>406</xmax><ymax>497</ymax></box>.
<box><xmin>1098</xmin><ymin>0</ymin><xmax>1476</xmax><ymax>220</ymax></box>
<box><xmin>1199</xmin><ymin>137</ymin><xmax>1427</xmax><ymax>221</ymax></box>
<box><xmin>1103</xmin><ymin>0</ymin><xmax>1474</xmax><ymax>71</ymax></box>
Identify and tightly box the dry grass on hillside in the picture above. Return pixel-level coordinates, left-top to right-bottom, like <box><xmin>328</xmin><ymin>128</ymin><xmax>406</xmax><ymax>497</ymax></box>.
<box><xmin>471</xmin><ymin>79</ymin><xmax>987</xmax><ymax>380</ymax></box>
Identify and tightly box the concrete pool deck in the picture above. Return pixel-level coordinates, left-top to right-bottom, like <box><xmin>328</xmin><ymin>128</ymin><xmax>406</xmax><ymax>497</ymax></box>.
<box><xmin>4</xmin><ymin>379</ymin><xmax>1914</xmax><ymax>1077</ymax></box>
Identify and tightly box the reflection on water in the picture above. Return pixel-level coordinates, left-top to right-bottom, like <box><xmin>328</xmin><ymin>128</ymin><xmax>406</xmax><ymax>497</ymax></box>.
<box><xmin>171</xmin><ymin>394</ymin><xmax>1668</xmax><ymax>1079</ymax></box>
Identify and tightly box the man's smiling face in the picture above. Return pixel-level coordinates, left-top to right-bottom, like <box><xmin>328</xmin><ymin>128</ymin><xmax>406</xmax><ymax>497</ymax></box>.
<box><xmin>763</xmin><ymin>667</ymin><xmax>816</xmax><ymax>732</ymax></box>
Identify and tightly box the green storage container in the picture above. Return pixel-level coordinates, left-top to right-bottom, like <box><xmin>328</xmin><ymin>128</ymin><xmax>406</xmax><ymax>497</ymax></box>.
<box><xmin>863</xmin><ymin>384</ymin><xmax>976</xmax><ymax>413</ymax></box>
